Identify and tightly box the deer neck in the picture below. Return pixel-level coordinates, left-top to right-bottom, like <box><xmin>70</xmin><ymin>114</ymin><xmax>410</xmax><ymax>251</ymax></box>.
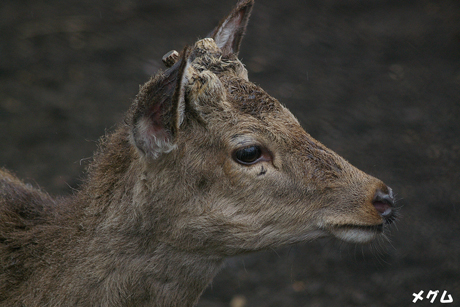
<box><xmin>81</xmin><ymin>238</ymin><xmax>223</xmax><ymax>306</ymax></box>
<box><xmin>75</xmin><ymin>128</ymin><xmax>223</xmax><ymax>306</ymax></box>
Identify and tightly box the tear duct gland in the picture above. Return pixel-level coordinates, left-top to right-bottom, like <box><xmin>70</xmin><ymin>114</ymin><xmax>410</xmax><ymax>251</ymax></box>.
<box><xmin>0</xmin><ymin>0</ymin><xmax>396</xmax><ymax>306</ymax></box>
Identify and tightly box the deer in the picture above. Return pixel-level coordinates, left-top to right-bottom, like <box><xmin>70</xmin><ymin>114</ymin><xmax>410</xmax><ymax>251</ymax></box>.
<box><xmin>0</xmin><ymin>0</ymin><xmax>396</xmax><ymax>306</ymax></box>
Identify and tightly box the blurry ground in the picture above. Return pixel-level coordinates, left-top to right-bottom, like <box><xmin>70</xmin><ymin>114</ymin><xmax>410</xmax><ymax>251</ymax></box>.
<box><xmin>1</xmin><ymin>0</ymin><xmax>459</xmax><ymax>306</ymax></box>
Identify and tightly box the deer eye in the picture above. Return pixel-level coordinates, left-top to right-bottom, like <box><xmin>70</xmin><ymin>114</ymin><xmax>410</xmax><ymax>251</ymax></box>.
<box><xmin>233</xmin><ymin>145</ymin><xmax>262</xmax><ymax>165</ymax></box>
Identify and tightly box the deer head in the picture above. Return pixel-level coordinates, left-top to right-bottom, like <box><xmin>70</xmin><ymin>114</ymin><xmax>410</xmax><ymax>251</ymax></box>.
<box><xmin>126</xmin><ymin>0</ymin><xmax>395</xmax><ymax>256</ymax></box>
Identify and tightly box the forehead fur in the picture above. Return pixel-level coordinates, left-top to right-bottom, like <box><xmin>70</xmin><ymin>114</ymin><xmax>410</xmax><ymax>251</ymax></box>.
<box><xmin>219</xmin><ymin>75</ymin><xmax>282</xmax><ymax>120</ymax></box>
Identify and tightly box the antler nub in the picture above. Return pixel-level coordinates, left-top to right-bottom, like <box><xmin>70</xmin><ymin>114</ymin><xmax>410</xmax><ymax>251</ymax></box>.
<box><xmin>162</xmin><ymin>50</ymin><xmax>180</xmax><ymax>67</ymax></box>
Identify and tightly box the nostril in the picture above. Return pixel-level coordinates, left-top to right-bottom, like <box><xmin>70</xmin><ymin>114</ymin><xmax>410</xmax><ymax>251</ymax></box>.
<box><xmin>373</xmin><ymin>201</ymin><xmax>392</xmax><ymax>216</ymax></box>
<box><xmin>373</xmin><ymin>188</ymin><xmax>394</xmax><ymax>217</ymax></box>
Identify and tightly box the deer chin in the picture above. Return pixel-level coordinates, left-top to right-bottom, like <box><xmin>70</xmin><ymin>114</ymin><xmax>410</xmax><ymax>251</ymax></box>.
<box><xmin>328</xmin><ymin>224</ymin><xmax>383</xmax><ymax>244</ymax></box>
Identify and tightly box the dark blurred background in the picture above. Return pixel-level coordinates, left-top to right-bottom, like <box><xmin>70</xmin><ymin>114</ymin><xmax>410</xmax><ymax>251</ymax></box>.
<box><xmin>1</xmin><ymin>0</ymin><xmax>459</xmax><ymax>306</ymax></box>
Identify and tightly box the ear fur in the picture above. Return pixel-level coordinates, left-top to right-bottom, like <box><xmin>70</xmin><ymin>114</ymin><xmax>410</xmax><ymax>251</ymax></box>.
<box><xmin>130</xmin><ymin>47</ymin><xmax>191</xmax><ymax>158</ymax></box>
<box><xmin>208</xmin><ymin>0</ymin><xmax>254</xmax><ymax>56</ymax></box>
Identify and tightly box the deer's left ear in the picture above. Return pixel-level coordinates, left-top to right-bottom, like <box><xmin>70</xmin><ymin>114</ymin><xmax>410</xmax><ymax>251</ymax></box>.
<box><xmin>130</xmin><ymin>47</ymin><xmax>191</xmax><ymax>158</ymax></box>
<box><xmin>208</xmin><ymin>0</ymin><xmax>254</xmax><ymax>56</ymax></box>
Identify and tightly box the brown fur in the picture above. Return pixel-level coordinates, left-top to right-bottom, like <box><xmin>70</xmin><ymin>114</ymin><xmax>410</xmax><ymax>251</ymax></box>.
<box><xmin>0</xmin><ymin>1</ymin><xmax>395</xmax><ymax>306</ymax></box>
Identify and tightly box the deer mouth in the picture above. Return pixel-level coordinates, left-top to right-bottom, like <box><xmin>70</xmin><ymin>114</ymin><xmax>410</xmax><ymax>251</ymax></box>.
<box><xmin>329</xmin><ymin>224</ymin><xmax>384</xmax><ymax>244</ymax></box>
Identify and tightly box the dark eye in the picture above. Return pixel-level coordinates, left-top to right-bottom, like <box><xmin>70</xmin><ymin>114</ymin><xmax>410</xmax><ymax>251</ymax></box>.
<box><xmin>233</xmin><ymin>145</ymin><xmax>262</xmax><ymax>165</ymax></box>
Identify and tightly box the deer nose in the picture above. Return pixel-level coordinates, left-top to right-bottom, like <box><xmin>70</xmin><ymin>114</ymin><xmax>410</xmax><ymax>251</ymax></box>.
<box><xmin>372</xmin><ymin>188</ymin><xmax>395</xmax><ymax>224</ymax></box>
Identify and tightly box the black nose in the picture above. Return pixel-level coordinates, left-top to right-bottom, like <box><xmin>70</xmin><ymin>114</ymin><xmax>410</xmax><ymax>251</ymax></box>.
<box><xmin>373</xmin><ymin>188</ymin><xmax>396</xmax><ymax>224</ymax></box>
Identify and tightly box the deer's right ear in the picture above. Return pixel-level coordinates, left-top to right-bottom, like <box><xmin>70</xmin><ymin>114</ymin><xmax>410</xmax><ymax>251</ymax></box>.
<box><xmin>208</xmin><ymin>0</ymin><xmax>254</xmax><ymax>56</ymax></box>
<box><xmin>130</xmin><ymin>48</ymin><xmax>191</xmax><ymax>158</ymax></box>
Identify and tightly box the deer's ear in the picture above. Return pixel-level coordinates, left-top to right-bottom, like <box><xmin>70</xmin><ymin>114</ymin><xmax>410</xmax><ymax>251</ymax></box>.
<box><xmin>208</xmin><ymin>0</ymin><xmax>254</xmax><ymax>56</ymax></box>
<box><xmin>130</xmin><ymin>48</ymin><xmax>191</xmax><ymax>158</ymax></box>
